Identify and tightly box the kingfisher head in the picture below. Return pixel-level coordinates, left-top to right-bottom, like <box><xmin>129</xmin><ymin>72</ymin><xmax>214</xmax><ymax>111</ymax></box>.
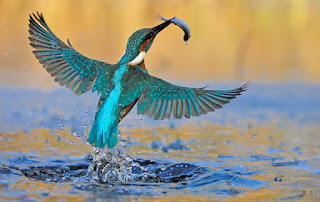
<box><xmin>120</xmin><ymin>20</ymin><xmax>172</xmax><ymax>66</ymax></box>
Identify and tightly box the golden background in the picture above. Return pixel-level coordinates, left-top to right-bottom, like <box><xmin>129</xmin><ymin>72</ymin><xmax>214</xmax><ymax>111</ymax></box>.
<box><xmin>1</xmin><ymin>0</ymin><xmax>320</xmax><ymax>89</ymax></box>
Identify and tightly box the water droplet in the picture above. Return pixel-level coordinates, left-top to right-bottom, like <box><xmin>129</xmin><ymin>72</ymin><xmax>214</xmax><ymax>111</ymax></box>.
<box><xmin>253</xmin><ymin>133</ymin><xmax>257</xmax><ymax>138</ymax></box>
<box><xmin>226</xmin><ymin>27</ymin><xmax>229</xmax><ymax>30</ymax></box>
<box><xmin>140</xmin><ymin>166</ymin><xmax>148</xmax><ymax>172</ymax></box>
<box><xmin>119</xmin><ymin>139</ymin><xmax>127</xmax><ymax>146</ymax></box>
<box><xmin>185</xmin><ymin>42</ymin><xmax>188</xmax><ymax>46</ymax></box>
<box><xmin>72</xmin><ymin>132</ymin><xmax>77</xmax><ymax>136</ymax></box>
<box><xmin>231</xmin><ymin>30</ymin><xmax>234</xmax><ymax>32</ymax></box>
<box><xmin>289</xmin><ymin>147</ymin><xmax>293</xmax><ymax>151</ymax></box>
<box><xmin>35</xmin><ymin>130</ymin><xmax>38</xmax><ymax>134</ymax></box>
<box><xmin>161</xmin><ymin>166</ymin><xmax>166</xmax><ymax>171</ymax></box>
<box><xmin>85</xmin><ymin>110</ymin><xmax>88</xmax><ymax>115</ymax></box>
<box><xmin>125</xmin><ymin>156</ymin><xmax>131</xmax><ymax>162</ymax></box>
<box><xmin>76</xmin><ymin>105</ymin><xmax>79</xmax><ymax>108</ymax></box>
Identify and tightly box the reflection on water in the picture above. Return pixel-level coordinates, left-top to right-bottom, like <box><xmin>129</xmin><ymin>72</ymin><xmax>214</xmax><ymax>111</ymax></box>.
<box><xmin>0</xmin><ymin>84</ymin><xmax>320</xmax><ymax>200</ymax></box>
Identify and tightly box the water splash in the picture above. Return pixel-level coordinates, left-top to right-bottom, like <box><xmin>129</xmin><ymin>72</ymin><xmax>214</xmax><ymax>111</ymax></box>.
<box><xmin>85</xmin><ymin>148</ymin><xmax>133</xmax><ymax>184</ymax></box>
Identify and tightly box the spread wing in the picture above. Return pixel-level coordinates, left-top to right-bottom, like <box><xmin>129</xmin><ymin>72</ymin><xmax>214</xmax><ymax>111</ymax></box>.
<box><xmin>137</xmin><ymin>77</ymin><xmax>250</xmax><ymax>120</ymax></box>
<box><xmin>28</xmin><ymin>12</ymin><xmax>109</xmax><ymax>95</ymax></box>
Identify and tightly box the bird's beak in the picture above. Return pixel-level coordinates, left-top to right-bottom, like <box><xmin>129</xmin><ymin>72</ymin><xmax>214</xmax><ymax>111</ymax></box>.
<box><xmin>152</xmin><ymin>19</ymin><xmax>172</xmax><ymax>37</ymax></box>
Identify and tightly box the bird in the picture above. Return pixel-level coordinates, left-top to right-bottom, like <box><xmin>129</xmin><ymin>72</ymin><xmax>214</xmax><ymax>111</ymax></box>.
<box><xmin>28</xmin><ymin>12</ymin><xmax>249</xmax><ymax>149</ymax></box>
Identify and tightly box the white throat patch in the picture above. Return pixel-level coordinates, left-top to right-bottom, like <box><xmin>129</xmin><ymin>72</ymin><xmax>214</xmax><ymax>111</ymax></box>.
<box><xmin>127</xmin><ymin>51</ymin><xmax>146</xmax><ymax>66</ymax></box>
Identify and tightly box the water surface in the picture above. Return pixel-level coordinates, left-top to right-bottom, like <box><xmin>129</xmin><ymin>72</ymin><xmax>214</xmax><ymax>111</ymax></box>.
<box><xmin>1</xmin><ymin>83</ymin><xmax>320</xmax><ymax>200</ymax></box>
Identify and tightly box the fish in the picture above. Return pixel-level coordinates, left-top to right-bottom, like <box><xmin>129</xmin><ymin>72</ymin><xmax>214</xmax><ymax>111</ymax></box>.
<box><xmin>155</xmin><ymin>13</ymin><xmax>191</xmax><ymax>42</ymax></box>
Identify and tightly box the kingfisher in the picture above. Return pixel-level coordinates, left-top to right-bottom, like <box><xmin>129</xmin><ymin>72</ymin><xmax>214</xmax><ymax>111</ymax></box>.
<box><xmin>28</xmin><ymin>12</ymin><xmax>249</xmax><ymax>149</ymax></box>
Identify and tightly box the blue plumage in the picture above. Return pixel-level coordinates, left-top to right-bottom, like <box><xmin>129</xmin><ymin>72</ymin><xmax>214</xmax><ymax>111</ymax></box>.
<box><xmin>88</xmin><ymin>64</ymin><xmax>128</xmax><ymax>148</ymax></box>
<box><xmin>89</xmin><ymin>97</ymin><xmax>119</xmax><ymax>148</ymax></box>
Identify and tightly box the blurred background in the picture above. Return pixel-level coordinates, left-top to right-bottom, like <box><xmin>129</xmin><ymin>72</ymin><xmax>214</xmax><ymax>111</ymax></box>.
<box><xmin>1</xmin><ymin>0</ymin><xmax>320</xmax><ymax>89</ymax></box>
<box><xmin>1</xmin><ymin>1</ymin><xmax>320</xmax><ymax>200</ymax></box>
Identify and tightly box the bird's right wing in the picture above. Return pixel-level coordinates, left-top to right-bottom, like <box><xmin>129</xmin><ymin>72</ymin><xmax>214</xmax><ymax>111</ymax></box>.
<box><xmin>137</xmin><ymin>76</ymin><xmax>249</xmax><ymax>120</ymax></box>
<box><xmin>28</xmin><ymin>12</ymin><xmax>110</xmax><ymax>95</ymax></box>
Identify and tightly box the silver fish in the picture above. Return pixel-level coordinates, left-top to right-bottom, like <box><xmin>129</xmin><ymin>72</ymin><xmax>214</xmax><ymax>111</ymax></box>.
<box><xmin>155</xmin><ymin>13</ymin><xmax>191</xmax><ymax>42</ymax></box>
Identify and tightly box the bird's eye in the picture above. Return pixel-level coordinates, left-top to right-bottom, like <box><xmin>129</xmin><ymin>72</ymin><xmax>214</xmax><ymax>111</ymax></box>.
<box><xmin>144</xmin><ymin>32</ymin><xmax>154</xmax><ymax>40</ymax></box>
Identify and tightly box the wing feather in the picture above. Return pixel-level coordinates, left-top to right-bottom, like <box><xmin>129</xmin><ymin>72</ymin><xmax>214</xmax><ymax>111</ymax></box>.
<box><xmin>28</xmin><ymin>12</ymin><xmax>109</xmax><ymax>95</ymax></box>
<box><xmin>137</xmin><ymin>76</ymin><xmax>249</xmax><ymax>120</ymax></box>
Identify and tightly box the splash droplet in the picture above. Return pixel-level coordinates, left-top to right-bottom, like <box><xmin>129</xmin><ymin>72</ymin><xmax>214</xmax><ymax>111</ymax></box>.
<box><xmin>60</xmin><ymin>125</ymin><xmax>65</xmax><ymax>132</ymax></box>
<box><xmin>119</xmin><ymin>139</ymin><xmax>127</xmax><ymax>146</ymax></box>
<box><xmin>86</xmin><ymin>149</ymin><xmax>133</xmax><ymax>183</ymax></box>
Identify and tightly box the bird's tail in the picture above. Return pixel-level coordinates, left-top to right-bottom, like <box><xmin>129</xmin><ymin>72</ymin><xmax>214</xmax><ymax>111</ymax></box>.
<box><xmin>88</xmin><ymin>99</ymin><xmax>119</xmax><ymax>149</ymax></box>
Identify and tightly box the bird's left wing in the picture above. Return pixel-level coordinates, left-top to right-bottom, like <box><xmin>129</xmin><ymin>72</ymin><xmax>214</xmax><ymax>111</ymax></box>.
<box><xmin>28</xmin><ymin>12</ymin><xmax>109</xmax><ymax>95</ymax></box>
<box><xmin>137</xmin><ymin>76</ymin><xmax>249</xmax><ymax>120</ymax></box>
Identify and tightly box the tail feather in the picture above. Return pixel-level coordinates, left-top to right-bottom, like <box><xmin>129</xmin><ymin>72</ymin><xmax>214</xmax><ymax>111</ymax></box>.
<box><xmin>88</xmin><ymin>99</ymin><xmax>119</xmax><ymax>148</ymax></box>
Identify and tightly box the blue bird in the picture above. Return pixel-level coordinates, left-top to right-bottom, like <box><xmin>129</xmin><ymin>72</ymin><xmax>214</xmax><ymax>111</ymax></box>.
<box><xmin>28</xmin><ymin>12</ymin><xmax>249</xmax><ymax>149</ymax></box>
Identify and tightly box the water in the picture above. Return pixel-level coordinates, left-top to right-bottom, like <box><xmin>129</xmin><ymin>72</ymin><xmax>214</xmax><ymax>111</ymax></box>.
<box><xmin>1</xmin><ymin>83</ymin><xmax>320</xmax><ymax>200</ymax></box>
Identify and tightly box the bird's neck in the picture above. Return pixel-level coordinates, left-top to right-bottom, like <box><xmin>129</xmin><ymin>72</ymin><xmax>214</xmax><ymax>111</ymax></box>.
<box><xmin>139</xmin><ymin>60</ymin><xmax>147</xmax><ymax>70</ymax></box>
<box><xmin>126</xmin><ymin>51</ymin><xmax>146</xmax><ymax>66</ymax></box>
<box><xmin>120</xmin><ymin>39</ymin><xmax>152</xmax><ymax>67</ymax></box>
<box><xmin>119</xmin><ymin>51</ymin><xmax>147</xmax><ymax>71</ymax></box>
